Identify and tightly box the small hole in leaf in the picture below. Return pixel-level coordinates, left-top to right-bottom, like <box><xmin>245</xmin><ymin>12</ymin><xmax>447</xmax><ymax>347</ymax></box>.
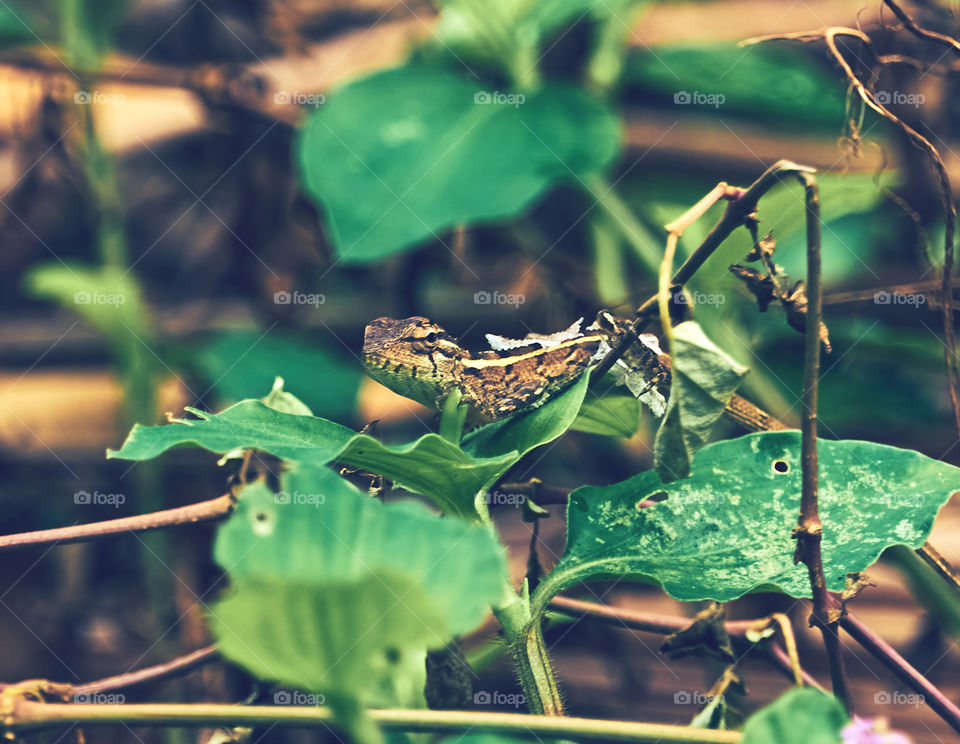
<box><xmin>773</xmin><ymin>460</ymin><xmax>789</xmax><ymax>474</ymax></box>
<box><xmin>637</xmin><ymin>491</ymin><xmax>668</xmax><ymax>509</ymax></box>
<box><xmin>251</xmin><ymin>509</ymin><xmax>276</xmax><ymax>536</ymax></box>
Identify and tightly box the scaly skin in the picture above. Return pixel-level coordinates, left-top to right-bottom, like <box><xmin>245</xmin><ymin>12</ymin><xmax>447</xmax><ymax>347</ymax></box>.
<box><xmin>362</xmin><ymin>316</ymin><xmax>602</xmax><ymax>422</ymax></box>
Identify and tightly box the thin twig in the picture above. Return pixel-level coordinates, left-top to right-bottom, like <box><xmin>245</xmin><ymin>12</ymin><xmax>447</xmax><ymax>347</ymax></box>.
<box><xmin>746</xmin><ymin>24</ymin><xmax>960</xmax><ymax>449</ymax></box>
<box><xmin>548</xmin><ymin>596</ymin><xmax>822</xmax><ymax>690</ymax></box>
<box><xmin>73</xmin><ymin>646</ymin><xmax>219</xmax><ymax>695</ymax></box>
<box><xmin>592</xmin><ymin>161</ymin><xmax>813</xmax><ymax>381</ymax></box>
<box><xmin>841</xmin><ymin>613</ymin><xmax>960</xmax><ymax>734</ymax></box>
<box><xmin>792</xmin><ymin>172</ymin><xmax>851</xmax><ymax>712</ymax></box>
<box><xmin>881</xmin><ymin>0</ymin><xmax>960</xmax><ymax>56</ymax></box>
<box><xmin>0</xmin><ymin>495</ymin><xmax>235</xmax><ymax>553</ymax></box>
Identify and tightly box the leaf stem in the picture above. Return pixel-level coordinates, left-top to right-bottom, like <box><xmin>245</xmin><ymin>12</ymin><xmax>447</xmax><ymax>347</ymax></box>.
<box><xmin>5</xmin><ymin>701</ymin><xmax>741</xmax><ymax>743</ymax></box>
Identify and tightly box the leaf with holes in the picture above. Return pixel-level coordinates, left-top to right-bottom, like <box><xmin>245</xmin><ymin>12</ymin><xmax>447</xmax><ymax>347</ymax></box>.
<box><xmin>531</xmin><ymin>431</ymin><xmax>960</xmax><ymax>612</ymax></box>
<box><xmin>211</xmin><ymin>470</ymin><xmax>507</xmax><ymax>711</ymax></box>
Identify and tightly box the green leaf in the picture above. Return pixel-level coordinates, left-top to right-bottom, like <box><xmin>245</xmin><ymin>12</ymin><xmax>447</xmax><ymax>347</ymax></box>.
<box><xmin>531</xmin><ymin>430</ymin><xmax>960</xmax><ymax>610</ymax></box>
<box><xmin>108</xmin><ymin>400</ymin><xmax>515</xmax><ymax>519</ymax></box>
<box><xmin>627</xmin><ymin>43</ymin><xmax>846</xmax><ymax>129</ymax></box>
<box><xmin>188</xmin><ymin>330</ymin><xmax>360</xmax><ymax>422</ymax></box>
<box><xmin>212</xmin><ymin>473</ymin><xmax>506</xmax><ymax>710</ymax></box>
<box><xmin>26</xmin><ymin>263</ymin><xmax>152</xmax><ymax>351</ymax></box>
<box><xmin>462</xmin><ymin>372</ymin><xmax>591</xmax><ymax>459</ymax></box>
<box><xmin>261</xmin><ymin>377</ymin><xmax>313</xmax><ymax>416</ymax></box>
<box><xmin>299</xmin><ymin>66</ymin><xmax>620</xmax><ymax>262</ymax></box>
<box><xmin>107</xmin><ymin>401</ymin><xmax>355</xmax><ymax>462</ymax></box>
<box><xmin>741</xmin><ymin>688</ymin><xmax>847</xmax><ymax>744</ymax></box>
<box><xmin>571</xmin><ymin>394</ymin><xmax>640</xmax><ymax>437</ymax></box>
<box><xmin>654</xmin><ymin>321</ymin><xmax>748</xmax><ymax>482</ymax></box>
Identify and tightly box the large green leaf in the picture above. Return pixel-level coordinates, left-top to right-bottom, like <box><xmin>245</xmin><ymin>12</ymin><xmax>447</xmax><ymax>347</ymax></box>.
<box><xmin>627</xmin><ymin>43</ymin><xmax>846</xmax><ymax>129</ymax></box>
<box><xmin>740</xmin><ymin>688</ymin><xmax>847</xmax><ymax>744</ymax></box>
<box><xmin>107</xmin><ymin>401</ymin><xmax>515</xmax><ymax>519</ymax></box>
<box><xmin>212</xmin><ymin>472</ymin><xmax>506</xmax><ymax>712</ymax></box>
<box><xmin>571</xmin><ymin>394</ymin><xmax>640</xmax><ymax>437</ymax></box>
<box><xmin>531</xmin><ymin>431</ymin><xmax>960</xmax><ymax>610</ymax></box>
<box><xmin>298</xmin><ymin>66</ymin><xmax>620</xmax><ymax>262</ymax></box>
<box><xmin>654</xmin><ymin>321</ymin><xmax>748</xmax><ymax>482</ymax></box>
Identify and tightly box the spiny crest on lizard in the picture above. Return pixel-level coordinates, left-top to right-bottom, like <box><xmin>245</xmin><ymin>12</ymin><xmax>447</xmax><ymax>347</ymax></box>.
<box><xmin>362</xmin><ymin>316</ymin><xmax>604</xmax><ymax>422</ymax></box>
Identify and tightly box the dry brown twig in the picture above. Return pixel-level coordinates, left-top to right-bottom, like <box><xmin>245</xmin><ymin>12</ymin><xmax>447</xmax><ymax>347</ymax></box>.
<box><xmin>743</xmin><ymin>17</ymin><xmax>960</xmax><ymax>454</ymax></box>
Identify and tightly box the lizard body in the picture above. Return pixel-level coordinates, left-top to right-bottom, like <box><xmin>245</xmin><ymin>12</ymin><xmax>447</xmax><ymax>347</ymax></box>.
<box><xmin>362</xmin><ymin>314</ymin><xmax>668</xmax><ymax>423</ymax></box>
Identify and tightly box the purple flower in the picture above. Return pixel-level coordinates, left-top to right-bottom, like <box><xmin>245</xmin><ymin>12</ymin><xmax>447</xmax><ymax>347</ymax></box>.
<box><xmin>842</xmin><ymin>716</ymin><xmax>912</xmax><ymax>744</ymax></box>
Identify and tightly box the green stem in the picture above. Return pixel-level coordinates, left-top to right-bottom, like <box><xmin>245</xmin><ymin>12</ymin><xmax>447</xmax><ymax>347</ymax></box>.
<box><xmin>439</xmin><ymin>389</ymin><xmax>467</xmax><ymax>445</ymax></box>
<box><xmin>7</xmin><ymin>701</ymin><xmax>740</xmax><ymax>743</ymax></box>
<box><xmin>493</xmin><ymin>576</ymin><xmax>564</xmax><ymax>715</ymax></box>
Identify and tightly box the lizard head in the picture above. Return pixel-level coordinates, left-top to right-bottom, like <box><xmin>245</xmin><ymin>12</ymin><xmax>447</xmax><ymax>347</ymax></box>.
<box><xmin>362</xmin><ymin>317</ymin><xmax>464</xmax><ymax>410</ymax></box>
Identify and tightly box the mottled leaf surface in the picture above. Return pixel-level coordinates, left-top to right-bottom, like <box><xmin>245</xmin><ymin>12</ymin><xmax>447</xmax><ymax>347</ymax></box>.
<box><xmin>533</xmin><ymin>431</ymin><xmax>960</xmax><ymax>610</ymax></box>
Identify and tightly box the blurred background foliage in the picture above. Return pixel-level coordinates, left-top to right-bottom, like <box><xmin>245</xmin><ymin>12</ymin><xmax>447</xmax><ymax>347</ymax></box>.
<box><xmin>0</xmin><ymin>0</ymin><xmax>959</xmax><ymax>742</ymax></box>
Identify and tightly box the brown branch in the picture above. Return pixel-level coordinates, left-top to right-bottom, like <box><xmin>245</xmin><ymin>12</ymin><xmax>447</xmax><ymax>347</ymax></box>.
<box><xmin>746</xmin><ymin>24</ymin><xmax>960</xmax><ymax>452</ymax></box>
<box><xmin>881</xmin><ymin>0</ymin><xmax>960</xmax><ymax>57</ymax></box>
<box><xmin>74</xmin><ymin>646</ymin><xmax>219</xmax><ymax>695</ymax></box>
<box><xmin>791</xmin><ymin>173</ymin><xmax>851</xmax><ymax>712</ymax></box>
<box><xmin>0</xmin><ymin>495</ymin><xmax>235</xmax><ymax>554</ymax></box>
<box><xmin>592</xmin><ymin>160</ymin><xmax>814</xmax><ymax>382</ymax></box>
<box><xmin>548</xmin><ymin>596</ymin><xmax>822</xmax><ymax>690</ymax></box>
<box><xmin>841</xmin><ymin>612</ymin><xmax>960</xmax><ymax>734</ymax></box>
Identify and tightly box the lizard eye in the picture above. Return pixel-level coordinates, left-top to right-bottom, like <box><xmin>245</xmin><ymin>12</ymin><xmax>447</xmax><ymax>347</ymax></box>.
<box><xmin>425</xmin><ymin>332</ymin><xmax>438</xmax><ymax>344</ymax></box>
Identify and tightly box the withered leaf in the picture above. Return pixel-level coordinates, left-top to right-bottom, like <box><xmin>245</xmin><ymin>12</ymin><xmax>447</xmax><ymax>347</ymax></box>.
<box><xmin>660</xmin><ymin>602</ymin><xmax>735</xmax><ymax>662</ymax></box>
<box><xmin>746</xmin><ymin>231</ymin><xmax>777</xmax><ymax>262</ymax></box>
<box><xmin>730</xmin><ymin>264</ymin><xmax>777</xmax><ymax>312</ymax></box>
<box><xmin>782</xmin><ymin>281</ymin><xmax>832</xmax><ymax>353</ymax></box>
